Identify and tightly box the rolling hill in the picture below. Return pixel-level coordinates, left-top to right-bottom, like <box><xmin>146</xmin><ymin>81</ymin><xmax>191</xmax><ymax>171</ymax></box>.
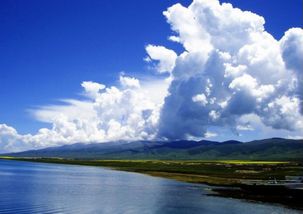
<box><xmin>4</xmin><ymin>138</ymin><xmax>303</xmax><ymax>160</ymax></box>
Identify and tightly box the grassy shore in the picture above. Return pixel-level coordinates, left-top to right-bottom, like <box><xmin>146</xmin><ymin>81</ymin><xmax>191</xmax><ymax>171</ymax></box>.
<box><xmin>1</xmin><ymin>157</ymin><xmax>303</xmax><ymax>209</ymax></box>
<box><xmin>0</xmin><ymin>157</ymin><xmax>302</xmax><ymax>185</ymax></box>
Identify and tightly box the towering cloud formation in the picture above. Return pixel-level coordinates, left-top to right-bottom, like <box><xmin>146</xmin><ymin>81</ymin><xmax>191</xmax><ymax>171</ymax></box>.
<box><xmin>280</xmin><ymin>28</ymin><xmax>303</xmax><ymax>114</ymax></box>
<box><xmin>0</xmin><ymin>0</ymin><xmax>302</xmax><ymax>152</ymax></box>
<box><xmin>153</xmin><ymin>0</ymin><xmax>303</xmax><ymax>139</ymax></box>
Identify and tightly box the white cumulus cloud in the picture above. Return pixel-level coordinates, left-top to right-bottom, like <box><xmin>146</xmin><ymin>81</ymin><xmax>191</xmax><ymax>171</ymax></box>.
<box><xmin>157</xmin><ymin>0</ymin><xmax>303</xmax><ymax>140</ymax></box>
<box><xmin>0</xmin><ymin>0</ymin><xmax>302</xmax><ymax>152</ymax></box>
<box><xmin>0</xmin><ymin>76</ymin><xmax>167</xmax><ymax>152</ymax></box>
<box><xmin>145</xmin><ymin>45</ymin><xmax>177</xmax><ymax>73</ymax></box>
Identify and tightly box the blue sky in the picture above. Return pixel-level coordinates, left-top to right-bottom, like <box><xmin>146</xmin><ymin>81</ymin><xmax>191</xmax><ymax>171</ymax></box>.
<box><xmin>0</xmin><ymin>0</ymin><xmax>302</xmax><ymax>152</ymax></box>
<box><xmin>0</xmin><ymin>0</ymin><xmax>302</xmax><ymax>134</ymax></box>
<box><xmin>1</xmin><ymin>0</ymin><xmax>191</xmax><ymax>134</ymax></box>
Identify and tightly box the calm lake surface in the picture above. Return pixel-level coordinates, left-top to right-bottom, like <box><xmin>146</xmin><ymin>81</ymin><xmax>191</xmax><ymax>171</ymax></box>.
<box><xmin>0</xmin><ymin>160</ymin><xmax>301</xmax><ymax>214</ymax></box>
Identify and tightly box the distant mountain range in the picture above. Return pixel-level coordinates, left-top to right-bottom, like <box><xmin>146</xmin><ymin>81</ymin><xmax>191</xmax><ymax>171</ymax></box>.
<box><xmin>5</xmin><ymin>138</ymin><xmax>303</xmax><ymax>160</ymax></box>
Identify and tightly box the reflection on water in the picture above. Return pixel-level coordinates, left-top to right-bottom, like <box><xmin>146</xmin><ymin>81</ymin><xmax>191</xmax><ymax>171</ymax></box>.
<box><xmin>0</xmin><ymin>160</ymin><xmax>300</xmax><ymax>214</ymax></box>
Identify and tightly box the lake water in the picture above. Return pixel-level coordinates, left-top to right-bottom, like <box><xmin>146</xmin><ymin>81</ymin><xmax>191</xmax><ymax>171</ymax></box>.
<box><xmin>0</xmin><ymin>160</ymin><xmax>300</xmax><ymax>214</ymax></box>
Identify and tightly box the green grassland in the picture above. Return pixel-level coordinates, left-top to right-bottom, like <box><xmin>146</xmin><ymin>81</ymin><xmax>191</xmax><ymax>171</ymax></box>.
<box><xmin>1</xmin><ymin>157</ymin><xmax>301</xmax><ymax>186</ymax></box>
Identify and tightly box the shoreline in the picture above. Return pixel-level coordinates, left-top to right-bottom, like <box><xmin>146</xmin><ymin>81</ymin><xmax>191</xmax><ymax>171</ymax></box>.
<box><xmin>1</xmin><ymin>157</ymin><xmax>303</xmax><ymax>210</ymax></box>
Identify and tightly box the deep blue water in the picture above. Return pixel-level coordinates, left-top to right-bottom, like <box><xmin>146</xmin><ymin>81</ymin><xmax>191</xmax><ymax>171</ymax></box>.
<box><xmin>0</xmin><ymin>160</ymin><xmax>300</xmax><ymax>214</ymax></box>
